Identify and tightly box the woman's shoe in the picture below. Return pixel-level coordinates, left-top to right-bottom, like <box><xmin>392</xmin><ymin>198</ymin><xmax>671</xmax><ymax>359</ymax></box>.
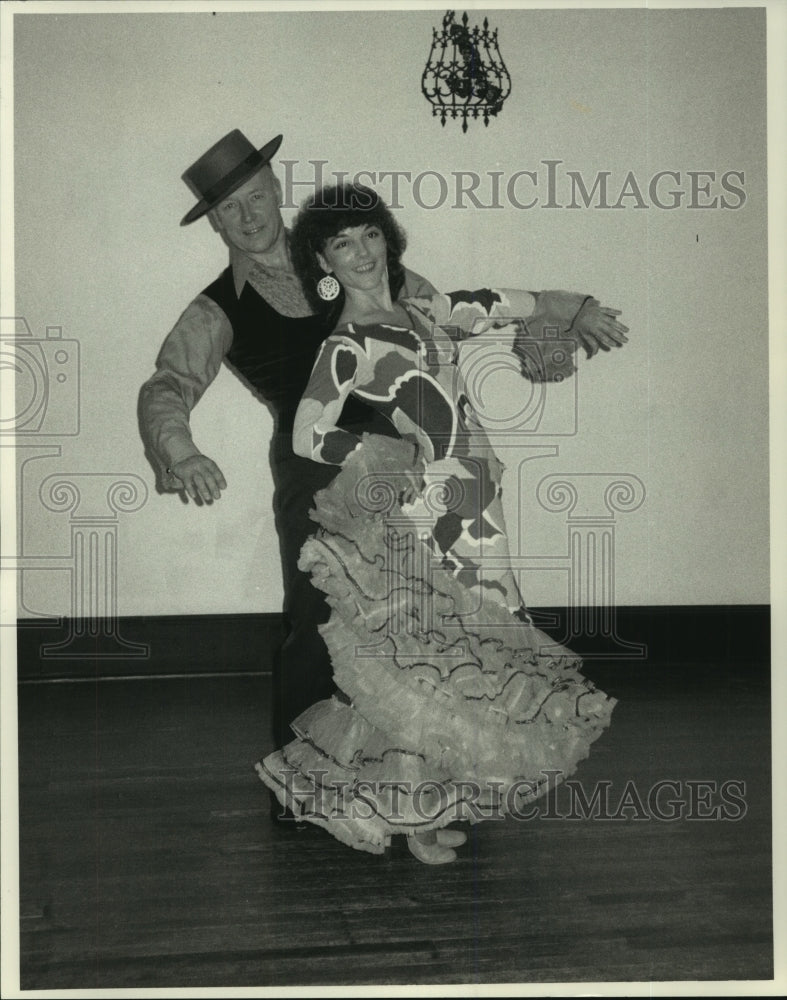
<box><xmin>436</xmin><ymin>828</ymin><xmax>467</xmax><ymax>848</ymax></box>
<box><xmin>407</xmin><ymin>833</ymin><xmax>457</xmax><ymax>865</ymax></box>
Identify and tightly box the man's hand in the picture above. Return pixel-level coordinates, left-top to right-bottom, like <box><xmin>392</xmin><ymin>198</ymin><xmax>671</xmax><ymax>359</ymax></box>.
<box><xmin>576</xmin><ymin>303</ymin><xmax>630</xmax><ymax>357</ymax></box>
<box><xmin>169</xmin><ymin>454</ymin><xmax>227</xmax><ymax>503</ymax></box>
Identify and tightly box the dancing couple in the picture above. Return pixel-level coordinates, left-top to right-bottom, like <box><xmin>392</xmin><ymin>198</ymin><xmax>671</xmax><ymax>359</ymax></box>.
<box><xmin>256</xmin><ymin>179</ymin><xmax>627</xmax><ymax>863</ymax></box>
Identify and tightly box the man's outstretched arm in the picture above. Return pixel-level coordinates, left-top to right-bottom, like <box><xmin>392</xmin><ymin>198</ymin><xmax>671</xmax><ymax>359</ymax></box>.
<box><xmin>138</xmin><ymin>294</ymin><xmax>232</xmax><ymax>503</ymax></box>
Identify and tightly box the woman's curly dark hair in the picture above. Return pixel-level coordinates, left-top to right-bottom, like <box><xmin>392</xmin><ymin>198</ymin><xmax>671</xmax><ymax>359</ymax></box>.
<box><xmin>289</xmin><ymin>182</ymin><xmax>408</xmax><ymax>325</ymax></box>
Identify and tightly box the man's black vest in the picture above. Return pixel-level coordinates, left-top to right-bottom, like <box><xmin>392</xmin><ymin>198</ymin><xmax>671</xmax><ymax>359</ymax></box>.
<box><xmin>202</xmin><ymin>267</ymin><xmax>396</xmax><ymax>462</ymax></box>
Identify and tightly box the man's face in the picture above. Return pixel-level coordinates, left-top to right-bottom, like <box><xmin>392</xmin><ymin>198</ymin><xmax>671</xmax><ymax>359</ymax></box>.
<box><xmin>211</xmin><ymin>167</ymin><xmax>284</xmax><ymax>257</ymax></box>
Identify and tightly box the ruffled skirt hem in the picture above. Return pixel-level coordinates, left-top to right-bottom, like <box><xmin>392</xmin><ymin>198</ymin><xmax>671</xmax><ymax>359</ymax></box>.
<box><xmin>259</xmin><ymin>434</ymin><xmax>615</xmax><ymax>854</ymax></box>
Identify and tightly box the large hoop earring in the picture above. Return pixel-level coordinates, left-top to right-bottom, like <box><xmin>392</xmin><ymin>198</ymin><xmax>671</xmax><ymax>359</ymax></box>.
<box><xmin>317</xmin><ymin>275</ymin><xmax>340</xmax><ymax>301</ymax></box>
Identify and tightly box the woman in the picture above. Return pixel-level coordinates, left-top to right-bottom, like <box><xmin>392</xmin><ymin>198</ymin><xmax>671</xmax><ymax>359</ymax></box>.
<box><xmin>256</xmin><ymin>183</ymin><xmax>628</xmax><ymax>864</ymax></box>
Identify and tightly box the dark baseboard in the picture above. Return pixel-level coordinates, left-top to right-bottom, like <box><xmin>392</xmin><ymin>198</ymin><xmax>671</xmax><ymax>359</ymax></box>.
<box><xmin>14</xmin><ymin>605</ymin><xmax>770</xmax><ymax>683</ymax></box>
<box><xmin>15</xmin><ymin>612</ymin><xmax>285</xmax><ymax>681</ymax></box>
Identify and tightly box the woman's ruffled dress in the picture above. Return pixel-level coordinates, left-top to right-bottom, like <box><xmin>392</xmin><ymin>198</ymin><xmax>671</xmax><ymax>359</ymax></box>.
<box><xmin>257</xmin><ymin>434</ymin><xmax>615</xmax><ymax>854</ymax></box>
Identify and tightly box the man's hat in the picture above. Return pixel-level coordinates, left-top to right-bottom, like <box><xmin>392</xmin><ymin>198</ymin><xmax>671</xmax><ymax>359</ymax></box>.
<box><xmin>180</xmin><ymin>129</ymin><xmax>283</xmax><ymax>226</ymax></box>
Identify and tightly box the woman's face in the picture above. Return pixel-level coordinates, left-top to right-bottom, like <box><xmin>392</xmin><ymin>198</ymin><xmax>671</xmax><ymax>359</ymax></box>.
<box><xmin>317</xmin><ymin>224</ymin><xmax>388</xmax><ymax>295</ymax></box>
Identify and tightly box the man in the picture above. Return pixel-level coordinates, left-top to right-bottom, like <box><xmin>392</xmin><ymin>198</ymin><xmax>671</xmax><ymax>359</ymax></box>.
<box><xmin>138</xmin><ymin>130</ymin><xmax>437</xmax><ymax>805</ymax></box>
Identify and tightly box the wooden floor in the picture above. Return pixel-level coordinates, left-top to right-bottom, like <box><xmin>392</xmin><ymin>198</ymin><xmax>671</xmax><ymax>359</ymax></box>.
<box><xmin>16</xmin><ymin>659</ymin><xmax>772</xmax><ymax>990</ymax></box>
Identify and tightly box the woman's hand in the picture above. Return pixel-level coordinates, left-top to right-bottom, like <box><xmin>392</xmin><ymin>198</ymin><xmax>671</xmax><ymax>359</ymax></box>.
<box><xmin>575</xmin><ymin>302</ymin><xmax>630</xmax><ymax>357</ymax></box>
<box><xmin>398</xmin><ymin>448</ymin><xmax>426</xmax><ymax>506</ymax></box>
<box><xmin>169</xmin><ymin>454</ymin><xmax>227</xmax><ymax>503</ymax></box>
<box><xmin>398</xmin><ymin>476</ymin><xmax>421</xmax><ymax>506</ymax></box>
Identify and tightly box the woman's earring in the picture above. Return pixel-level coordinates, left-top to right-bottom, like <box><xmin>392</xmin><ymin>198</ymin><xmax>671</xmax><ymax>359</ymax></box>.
<box><xmin>317</xmin><ymin>274</ymin><xmax>340</xmax><ymax>301</ymax></box>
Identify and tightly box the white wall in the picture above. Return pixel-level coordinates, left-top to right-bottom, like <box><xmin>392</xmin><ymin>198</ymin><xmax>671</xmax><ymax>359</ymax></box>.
<box><xmin>10</xmin><ymin>6</ymin><xmax>769</xmax><ymax>617</ymax></box>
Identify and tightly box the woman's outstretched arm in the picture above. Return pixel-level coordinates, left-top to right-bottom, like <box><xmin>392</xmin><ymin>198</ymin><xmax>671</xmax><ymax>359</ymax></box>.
<box><xmin>404</xmin><ymin>287</ymin><xmax>629</xmax><ymax>380</ymax></box>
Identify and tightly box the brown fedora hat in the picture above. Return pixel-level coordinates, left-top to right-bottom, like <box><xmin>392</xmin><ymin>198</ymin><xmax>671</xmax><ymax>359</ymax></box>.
<box><xmin>180</xmin><ymin>129</ymin><xmax>283</xmax><ymax>226</ymax></box>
